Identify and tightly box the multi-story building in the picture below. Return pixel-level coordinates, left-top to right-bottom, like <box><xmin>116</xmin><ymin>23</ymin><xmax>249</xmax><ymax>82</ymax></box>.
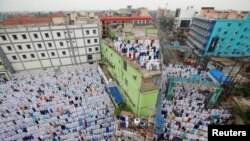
<box><xmin>174</xmin><ymin>6</ymin><xmax>196</xmax><ymax>28</ymax></box>
<box><xmin>101</xmin><ymin>23</ymin><xmax>161</xmax><ymax>117</ymax></box>
<box><xmin>139</xmin><ymin>7</ymin><xmax>150</xmax><ymax>17</ymax></box>
<box><xmin>100</xmin><ymin>16</ymin><xmax>152</xmax><ymax>38</ymax></box>
<box><xmin>187</xmin><ymin>8</ymin><xmax>250</xmax><ymax>57</ymax></box>
<box><xmin>0</xmin><ymin>13</ymin><xmax>101</xmax><ymax>73</ymax></box>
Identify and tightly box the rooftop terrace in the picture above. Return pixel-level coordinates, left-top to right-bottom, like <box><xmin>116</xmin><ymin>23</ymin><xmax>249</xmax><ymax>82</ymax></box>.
<box><xmin>103</xmin><ymin>39</ymin><xmax>161</xmax><ymax>79</ymax></box>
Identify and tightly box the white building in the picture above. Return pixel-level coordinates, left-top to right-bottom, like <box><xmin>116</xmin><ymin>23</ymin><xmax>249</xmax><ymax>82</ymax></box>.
<box><xmin>0</xmin><ymin>24</ymin><xmax>101</xmax><ymax>73</ymax></box>
<box><xmin>174</xmin><ymin>6</ymin><xmax>197</xmax><ymax>28</ymax></box>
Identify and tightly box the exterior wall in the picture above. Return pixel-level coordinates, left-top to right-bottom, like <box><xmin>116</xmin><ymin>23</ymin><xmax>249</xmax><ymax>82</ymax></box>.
<box><xmin>205</xmin><ymin>14</ymin><xmax>250</xmax><ymax>57</ymax></box>
<box><xmin>0</xmin><ymin>60</ymin><xmax>5</xmax><ymax>71</ymax></box>
<box><xmin>52</xmin><ymin>17</ymin><xmax>66</xmax><ymax>25</ymax></box>
<box><xmin>101</xmin><ymin>40</ymin><xmax>158</xmax><ymax>116</ymax></box>
<box><xmin>0</xmin><ymin>24</ymin><xmax>101</xmax><ymax>72</ymax></box>
<box><xmin>187</xmin><ymin>17</ymin><xmax>215</xmax><ymax>55</ymax></box>
<box><xmin>175</xmin><ymin>6</ymin><xmax>196</xmax><ymax>28</ymax></box>
<box><xmin>101</xmin><ymin>17</ymin><xmax>152</xmax><ymax>38</ymax></box>
<box><xmin>140</xmin><ymin>8</ymin><xmax>150</xmax><ymax>17</ymax></box>
<box><xmin>188</xmin><ymin>13</ymin><xmax>250</xmax><ymax>57</ymax></box>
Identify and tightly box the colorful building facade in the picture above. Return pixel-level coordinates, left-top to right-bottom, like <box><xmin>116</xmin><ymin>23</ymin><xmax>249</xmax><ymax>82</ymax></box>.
<box><xmin>101</xmin><ymin>40</ymin><xmax>161</xmax><ymax>117</ymax></box>
<box><xmin>187</xmin><ymin>12</ymin><xmax>250</xmax><ymax>57</ymax></box>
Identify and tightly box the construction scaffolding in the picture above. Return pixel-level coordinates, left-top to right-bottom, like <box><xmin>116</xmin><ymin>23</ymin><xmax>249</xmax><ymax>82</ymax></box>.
<box><xmin>165</xmin><ymin>76</ymin><xmax>223</xmax><ymax>107</ymax></box>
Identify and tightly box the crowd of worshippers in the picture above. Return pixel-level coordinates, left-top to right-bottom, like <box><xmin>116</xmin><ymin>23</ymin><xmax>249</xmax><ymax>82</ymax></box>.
<box><xmin>159</xmin><ymin>65</ymin><xmax>233</xmax><ymax>140</ymax></box>
<box><xmin>0</xmin><ymin>64</ymin><xmax>116</xmax><ymax>141</ymax></box>
<box><xmin>114</xmin><ymin>37</ymin><xmax>160</xmax><ymax>71</ymax></box>
<box><xmin>162</xmin><ymin>64</ymin><xmax>209</xmax><ymax>80</ymax></box>
<box><xmin>0</xmin><ymin>73</ymin><xmax>9</xmax><ymax>84</ymax></box>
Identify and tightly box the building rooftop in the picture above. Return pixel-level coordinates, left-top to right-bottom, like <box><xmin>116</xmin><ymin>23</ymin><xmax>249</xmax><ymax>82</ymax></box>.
<box><xmin>209</xmin><ymin>57</ymin><xmax>242</xmax><ymax>66</ymax></box>
<box><xmin>1</xmin><ymin>11</ymin><xmax>101</xmax><ymax>27</ymax></box>
<box><xmin>108</xmin><ymin>23</ymin><xmax>157</xmax><ymax>39</ymax></box>
<box><xmin>2</xmin><ymin>15</ymin><xmax>52</xmax><ymax>26</ymax></box>
<box><xmin>100</xmin><ymin>16</ymin><xmax>152</xmax><ymax>22</ymax></box>
<box><xmin>103</xmin><ymin>38</ymin><xmax>161</xmax><ymax>79</ymax></box>
<box><xmin>199</xmin><ymin>8</ymin><xmax>249</xmax><ymax>20</ymax></box>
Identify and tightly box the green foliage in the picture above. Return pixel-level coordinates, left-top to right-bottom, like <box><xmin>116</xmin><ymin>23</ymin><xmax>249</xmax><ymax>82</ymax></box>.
<box><xmin>234</xmin><ymin>82</ymin><xmax>250</xmax><ymax>97</ymax></box>
<box><xmin>114</xmin><ymin>103</ymin><xmax>132</xmax><ymax>116</ymax></box>
<box><xmin>234</xmin><ymin>105</ymin><xmax>250</xmax><ymax>124</ymax></box>
<box><xmin>159</xmin><ymin>17</ymin><xmax>174</xmax><ymax>31</ymax></box>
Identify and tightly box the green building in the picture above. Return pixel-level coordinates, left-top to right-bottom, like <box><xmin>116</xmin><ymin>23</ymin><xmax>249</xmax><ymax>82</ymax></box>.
<box><xmin>101</xmin><ymin>24</ymin><xmax>161</xmax><ymax>117</ymax></box>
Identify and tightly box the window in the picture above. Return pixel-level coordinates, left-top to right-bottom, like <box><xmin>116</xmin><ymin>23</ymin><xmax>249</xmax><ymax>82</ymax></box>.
<box><xmin>12</xmin><ymin>35</ymin><xmax>18</xmax><ymax>40</ymax></box>
<box><xmin>86</xmin><ymin>30</ymin><xmax>89</xmax><ymax>35</ymax></box>
<box><xmin>62</xmin><ymin>51</ymin><xmax>66</xmax><ymax>55</ymax></box>
<box><xmin>93</xmin><ymin>30</ymin><xmax>96</xmax><ymax>34</ymax></box>
<box><xmin>221</xmin><ymin>38</ymin><xmax>224</xmax><ymax>42</ymax></box>
<box><xmin>238</xmin><ymin>23</ymin><xmax>242</xmax><ymax>26</ymax></box>
<box><xmin>22</xmin><ymin>55</ymin><xmax>27</xmax><ymax>59</ymax></box>
<box><xmin>133</xmin><ymin>75</ymin><xmax>137</xmax><ymax>80</ymax></box>
<box><xmin>227</xmin><ymin>23</ymin><xmax>231</xmax><ymax>27</ymax></box>
<box><xmin>33</xmin><ymin>34</ymin><xmax>38</xmax><ymax>39</ymax></box>
<box><xmin>60</xmin><ymin>42</ymin><xmax>63</xmax><ymax>46</ymax></box>
<box><xmin>57</xmin><ymin>32</ymin><xmax>61</xmax><ymax>37</ymax></box>
<box><xmin>87</xmin><ymin>54</ymin><xmax>93</xmax><ymax>60</ymax></box>
<box><xmin>51</xmin><ymin>52</ymin><xmax>55</xmax><ymax>56</ymax></box>
<box><xmin>41</xmin><ymin>53</ymin><xmax>45</xmax><ymax>57</ymax></box>
<box><xmin>240</xmin><ymin>35</ymin><xmax>244</xmax><ymax>39</ymax></box>
<box><xmin>94</xmin><ymin>39</ymin><xmax>98</xmax><ymax>43</ymax></box>
<box><xmin>87</xmin><ymin>39</ymin><xmax>91</xmax><ymax>44</ymax></box>
<box><xmin>37</xmin><ymin>44</ymin><xmax>42</xmax><ymax>48</ymax></box>
<box><xmin>46</xmin><ymin>43</ymin><xmax>51</xmax><ymax>47</ymax></box>
<box><xmin>243</xmin><ymin>28</ymin><xmax>247</xmax><ymax>32</ymax></box>
<box><xmin>1</xmin><ymin>35</ymin><xmax>7</xmax><ymax>41</ymax></box>
<box><xmin>30</xmin><ymin>54</ymin><xmax>35</xmax><ymax>58</ymax></box>
<box><xmin>22</xmin><ymin>34</ymin><xmax>27</xmax><ymax>39</ymax></box>
<box><xmin>234</xmin><ymin>31</ymin><xmax>238</xmax><ymax>35</ymax></box>
<box><xmin>88</xmin><ymin>48</ymin><xmax>92</xmax><ymax>52</ymax></box>
<box><xmin>12</xmin><ymin>56</ymin><xmax>17</xmax><ymax>60</ymax></box>
<box><xmin>17</xmin><ymin>45</ymin><xmax>22</xmax><ymax>50</ymax></box>
<box><xmin>26</xmin><ymin>44</ymin><xmax>31</xmax><ymax>49</ymax></box>
<box><xmin>224</xmin><ymin>31</ymin><xmax>227</xmax><ymax>35</ymax></box>
<box><xmin>123</xmin><ymin>61</ymin><xmax>127</xmax><ymax>71</ymax></box>
<box><xmin>7</xmin><ymin>46</ymin><xmax>12</xmax><ymax>51</ymax></box>
<box><xmin>45</xmin><ymin>33</ymin><xmax>49</xmax><ymax>38</ymax></box>
<box><xmin>95</xmin><ymin>47</ymin><xmax>99</xmax><ymax>51</ymax></box>
<box><xmin>125</xmin><ymin>79</ymin><xmax>128</xmax><ymax>86</ymax></box>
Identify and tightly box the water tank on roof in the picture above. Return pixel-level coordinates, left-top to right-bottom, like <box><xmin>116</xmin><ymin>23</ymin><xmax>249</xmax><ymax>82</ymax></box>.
<box><xmin>134</xmin><ymin>118</ymin><xmax>140</xmax><ymax>126</ymax></box>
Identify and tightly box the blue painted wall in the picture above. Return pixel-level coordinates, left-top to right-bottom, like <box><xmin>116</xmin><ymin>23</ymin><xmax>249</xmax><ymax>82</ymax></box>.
<box><xmin>204</xmin><ymin>13</ymin><xmax>250</xmax><ymax>57</ymax></box>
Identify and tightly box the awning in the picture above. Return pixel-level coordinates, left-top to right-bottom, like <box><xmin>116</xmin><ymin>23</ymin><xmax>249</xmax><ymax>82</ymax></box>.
<box><xmin>109</xmin><ymin>86</ymin><xmax>124</xmax><ymax>104</ymax></box>
<box><xmin>208</xmin><ymin>69</ymin><xmax>232</xmax><ymax>84</ymax></box>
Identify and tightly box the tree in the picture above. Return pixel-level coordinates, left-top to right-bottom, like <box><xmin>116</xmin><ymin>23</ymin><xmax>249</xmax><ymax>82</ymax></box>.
<box><xmin>234</xmin><ymin>82</ymin><xmax>250</xmax><ymax>97</ymax></box>
<box><xmin>159</xmin><ymin>17</ymin><xmax>174</xmax><ymax>31</ymax></box>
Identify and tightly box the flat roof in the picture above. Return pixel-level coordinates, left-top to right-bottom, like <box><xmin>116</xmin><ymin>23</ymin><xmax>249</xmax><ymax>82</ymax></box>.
<box><xmin>209</xmin><ymin>57</ymin><xmax>241</xmax><ymax>66</ymax></box>
<box><xmin>103</xmin><ymin>39</ymin><xmax>161</xmax><ymax>78</ymax></box>
<box><xmin>100</xmin><ymin>16</ymin><xmax>152</xmax><ymax>22</ymax></box>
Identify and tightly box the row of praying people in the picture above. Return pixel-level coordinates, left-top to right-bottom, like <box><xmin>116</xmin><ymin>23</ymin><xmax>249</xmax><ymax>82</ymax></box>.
<box><xmin>0</xmin><ymin>63</ymin><xmax>116</xmax><ymax>141</ymax></box>
<box><xmin>114</xmin><ymin>38</ymin><xmax>161</xmax><ymax>71</ymax></box>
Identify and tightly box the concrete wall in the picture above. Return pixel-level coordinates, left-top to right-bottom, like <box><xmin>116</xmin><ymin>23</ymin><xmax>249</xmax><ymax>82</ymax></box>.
<box><xmin>101</xmin><ymin>40</ymin><xmax>158</xmax><ymax>117</ymax></box>
<box><xmin>205</xmin><ymin>15</ymin><xmax>250</xmax><ymax>57</ymax></box>
<box><xmin>0</xmin><ymin>24</ymin><xmax>101</xmax><ymax>72</ymax></box>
